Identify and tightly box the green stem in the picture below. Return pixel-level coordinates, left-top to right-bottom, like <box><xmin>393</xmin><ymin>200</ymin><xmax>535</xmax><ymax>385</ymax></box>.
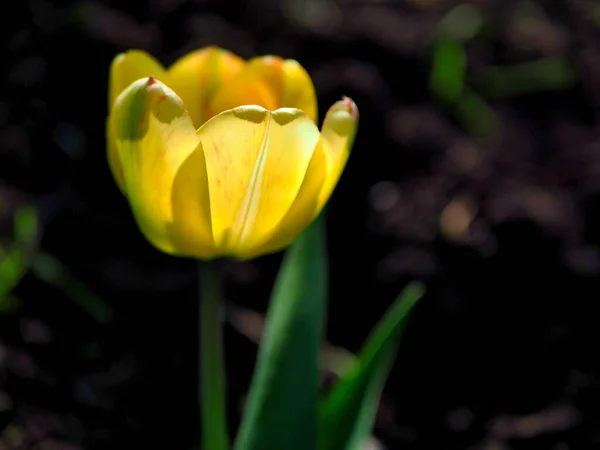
<box><xmin>199</xmin><ymin>260</ymin><xmax>229</xmax><ymax>450</ymax></box>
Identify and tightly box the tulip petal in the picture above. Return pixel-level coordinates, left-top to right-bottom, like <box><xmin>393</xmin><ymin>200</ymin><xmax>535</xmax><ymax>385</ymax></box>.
<box><xmin>207</xmin><ymin>56</ymin><xmax>281</xmax><ymax>117</ymax></box>
<box><xmin>106</xmin><ymin>117</ymin><xmax>126</xmax><ymax>192</ymax></box>
<box><xmin>197</xmin><ymin>105</ymin><xmax>320</xmax><ymax>257</ymax></box>
<box><xmin>169</xmin><ymin>144</ymin><xmax>215</xmax><ymax>258</ymax></box>
<box><xmin>245</xmin><ymin>142</ymin><xmax>328</xmax><ymax>257</ymax></box>
<box><xmin>165</xmin><ymin>47</ymin><xmax>245</xmax><ymax>127</ymax></box>
<box><xmin>254</xmin><ymin>98</ymin><xmax>358</xmax><ymax>255</ymax></box>
<box><xmin>316</xmin><ymin>97</ymin><xmax>359</xmax><ymax>209</ymax></box>
<box><xmin>108</xmin><ymin>50</ymin><xmax>165</xmax><ymax>191</ymax></box>
<box><xmin>207</xmin><ymin>56</ymin><xmax>318</xmax><ymax>122</ymax></box>
<box><xmin>111</xmin><ymin>77</ymin><xmax>201</xmax><ymax>254</ymax></box>
<box><xmin>281</xmin><ymin>59</ymin><xmax>318</xmax><ymax>123</ymax></box>
<box><xmin>108</xmin><ymin>50</ymin><xmax>165</xmax><ymax>111</ymax></box>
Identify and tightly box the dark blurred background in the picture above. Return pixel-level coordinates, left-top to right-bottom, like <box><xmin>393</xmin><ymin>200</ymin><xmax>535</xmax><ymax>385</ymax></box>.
<box><xmin>2</xmin><ymin>0</ymin><xmax>600</xmax><ymax>448</ymax></box>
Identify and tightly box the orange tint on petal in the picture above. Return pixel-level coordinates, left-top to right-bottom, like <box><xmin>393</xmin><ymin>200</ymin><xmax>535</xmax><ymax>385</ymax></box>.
<box><xmin>165</xmin><ymin>47</ymin><xmax>245</xmax><ymax>126</ymax></box>
<box><xmin>207</xmin><ymin>56</ymin><xmax>284</xmax><ymax>116</ymax></box>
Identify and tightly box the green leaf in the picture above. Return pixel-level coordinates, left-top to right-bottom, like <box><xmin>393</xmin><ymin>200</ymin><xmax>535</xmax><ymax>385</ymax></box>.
<box><xmin>319</xmin><ymin>282</ymin><xmax>424</xmax><ymax>450</ymax></box>
<box><xmin>0</xmin><ymin>204</ymin><xmax>39</xmax><ymax>300</ymax></box>
<box><xmin>453</xmin><ymin>87</ymin><xmax>500</xmax><ymax>137</ymax></box>
<box><xmin>0</xmin><ymin>204</ymin><xmax>38</xmax><ymax>309</ymax></box>
<box><xmin>0</xmin><ymin>247</ymin><xmax>26</xmax><ymax>298</ymax></box>
<box><xmin>234</xmin><ymin>216</ymin><xmax>327</xmax><ymax>450</ymax></box>
<box><xmin>472</xmin><ymin>57</ymin><xmax>577</xmax><ymax>99</ymax></box>
<box><xmin>429</xmin><ymin>39</ymin><xmax>467</xmax><ymax>104</ymax></box>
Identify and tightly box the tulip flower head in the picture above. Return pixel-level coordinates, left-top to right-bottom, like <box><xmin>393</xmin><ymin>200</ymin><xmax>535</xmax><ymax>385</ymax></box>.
<box><xmin>107</xmin><ymin>47</ymin><xmax>358</xmax><ymax>260</ymax></box>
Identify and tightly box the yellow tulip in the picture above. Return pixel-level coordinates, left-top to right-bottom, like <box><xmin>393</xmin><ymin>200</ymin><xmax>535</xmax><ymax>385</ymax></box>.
<box><xmin>106</xmin><ymin>47</ymin><xmax>358</xmax><ymax>259</ymax></box>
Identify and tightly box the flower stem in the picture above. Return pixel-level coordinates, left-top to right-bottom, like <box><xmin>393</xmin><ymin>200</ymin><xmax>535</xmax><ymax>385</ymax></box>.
<box><xmin>199</xmin><ymin>260</ymin><xmax>229</xmax><ymax>450</ymax></box>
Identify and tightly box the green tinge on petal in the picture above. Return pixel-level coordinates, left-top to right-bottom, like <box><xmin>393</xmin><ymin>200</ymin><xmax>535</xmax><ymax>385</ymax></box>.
<box><xmin>111</xmin><ymin>77</ymin><xmax>202</xmax><ymax>254</ymax></box>
<box><xmin>108</xmin><ymin>50</ymin><xmax>165</xmax><ymax>112</ymax></box>
<box><xmin>107</xmin><ymin>51</ymin><xmax>166</xmax><ymax>191</ymax></box>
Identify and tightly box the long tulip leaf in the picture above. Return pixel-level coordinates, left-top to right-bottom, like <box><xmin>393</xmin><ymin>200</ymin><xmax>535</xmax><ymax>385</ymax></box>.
<box><xmin>234</xmin><ymin>216</ymin><xmax>327</xmax><ymax>450</ymax></box>
<box><xmin>319</xmin><ymin>282</ymin><xmax>424</xmax><ymax>450</ymax></box>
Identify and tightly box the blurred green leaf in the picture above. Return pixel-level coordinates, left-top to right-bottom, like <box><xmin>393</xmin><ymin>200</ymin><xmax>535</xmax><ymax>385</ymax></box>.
<box><xmin>0</xmin><ymin>204</ymin><xmax>38</xmax><ymax>304</ymax></box>
<box><xmin>0</xmin><ymin>248</ymin><xmax>26</xmax><ymax>298</ymax></box>
<box><xmin>436</xmin><ymin>4</ymin><xmax>484</xmax><ymax>42</ymax></box>
<box><xmin>0</xmin><ymin>203</ymin><xmax>110</xmax><ymax>322</ymax></box>
<box><xmin>430</xmin><ymin>39</ymin><xmax>467</xmax><ymax>104</ymax></box>
<box><xmin>234</xmin><ymin>217</ymin><xmax>327</xmax><ymax>450</ymax></box>
<box><xmin>319</xmin><ymin>282</ymin><xmax>424</xmax><ymax>450</ymax></box>
<box><xmin>473</xmin><ymin>57</ymin><xmax>577</xmax><ymax>99</ymax></box>
<box><xmin>31</xmin><ymin>252</ymin><xmax>111</xmax><ymax>323</ymax></box>
<box><xmin>13</xmin><ymin>205</ymin><xmax>38</xmax><ymax>246</ymax></box>
<box><xmin>453</xmin><ymin>87</ymin><xmax>500</xmax><ymax>137</ymax></box>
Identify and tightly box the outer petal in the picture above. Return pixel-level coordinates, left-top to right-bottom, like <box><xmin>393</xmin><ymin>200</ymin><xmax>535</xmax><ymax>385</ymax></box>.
<box><xmin>241</xmin><ymin>141</ymin><xmax>327</xmax><ymax>258</ymax></box>
<box><xmin>108</xmin><ymin>50</ymin><xmax>165</xmax><ymax>111</ymax></box>
<box><xmin>207</xmin><ymin>56</ymin><xmax>318</xmax><ymax>122</ymax></box>
<box><xmin>169</xmin><ymin>145</ymin><xmax>215</xmax><ymax>258</ymax></box>
<box><xmin>111</xmin><ymin>77</ymin><xmax>202</xmax><ymax>254</ymax></box>
<box><xmin>164</xmin><ymin>47</ymin><xmax>245</xmax><ymax>127</ymax></box>
<box><xmin>315</xmin><ymin>97</ymin><xmax>359</xmax><ymax>209</ymax></box>
<box><xmin>253</xmin><ymin>97</ymin><xmax>359</xmax><ymax>255</ymax></box>
<box><xmin>196</xmin><ymin>105</ymin><xmax>320</xmax><ymax>257</ymax></box>
<box><xmin>108</xmin><ymin>50</ymin><xmax>165</xmax><ymax>191</ymax></box>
